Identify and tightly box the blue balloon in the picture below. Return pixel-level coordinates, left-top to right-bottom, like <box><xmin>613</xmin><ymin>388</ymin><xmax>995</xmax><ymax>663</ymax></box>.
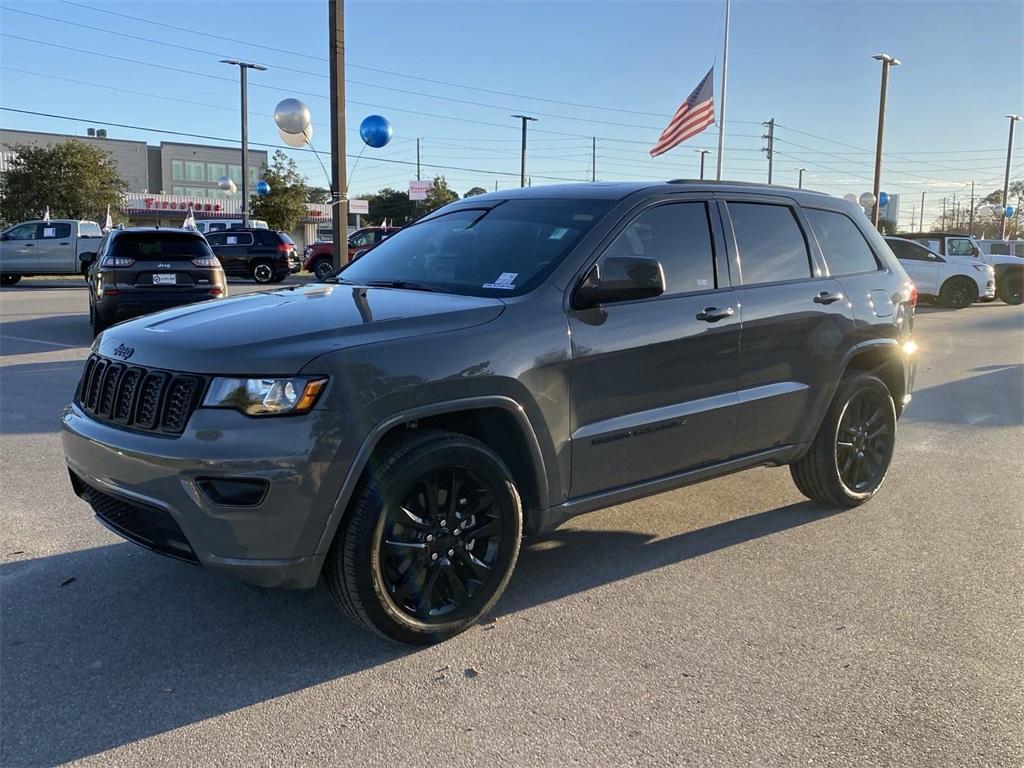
<box><xmin>255</xmin><ymin>180</ymin><xmax>271</xmax><ymax>196</ymax></box>
<box><xmin>1006</xmin><ymin>205</ymin><xmax>1015</xmax><ymax>218</ymax></box>
<box><xmin>359</xmin><ymin>115</ymin><xmax>393</xmax><ymax>148</ymax></box>
<box><xmin>878</xmin><ymin>191</ymin><xmax>890</xmax><ymax>208</ymax></box>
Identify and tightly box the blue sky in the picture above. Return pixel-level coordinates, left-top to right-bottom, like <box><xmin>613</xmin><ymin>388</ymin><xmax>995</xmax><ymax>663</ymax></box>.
<box><xmin>1</xmin><ymin>0</ymin><xmax>1021</xmax><ymax>226</ymax></box>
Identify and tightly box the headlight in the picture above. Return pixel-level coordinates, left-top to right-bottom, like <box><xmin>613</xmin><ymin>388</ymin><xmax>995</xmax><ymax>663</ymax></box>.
<box><xmin>203</xmin><ymin>376</ymin><xmax>327</xmax><ymax>416</ymax></box>
<box><xmin>972</xmin><ymin>264</ymin><xmax>994</xmax><ymax>273</ymax></box>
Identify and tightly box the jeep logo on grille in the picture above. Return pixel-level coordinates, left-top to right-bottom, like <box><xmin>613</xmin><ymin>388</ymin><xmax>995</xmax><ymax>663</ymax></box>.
<box><xmin>112</xmin><ymin>343</ymin><xmax>135</xmax><ymax>361</ymax></box>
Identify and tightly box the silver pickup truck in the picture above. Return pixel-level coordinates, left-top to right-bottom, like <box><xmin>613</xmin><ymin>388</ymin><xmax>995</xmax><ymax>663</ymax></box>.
<box><xmin>0</xmin><ymin>219</ymin><xmax>104</xmax><ymax>285</ymax></box>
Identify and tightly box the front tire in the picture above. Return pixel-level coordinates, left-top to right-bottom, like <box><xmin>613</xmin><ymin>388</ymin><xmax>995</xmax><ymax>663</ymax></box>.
<box><xmin>312</xmin><ymin>259</ymin><xmax>335</xmax><ymax>281</ymax></box>
<box><xmin>997</xmin><ymin>272</ymin><xmax>1023</xmax><ymax>305</ymax></box>
<box><xmin>790</xmin><ymin>373</ymin><xmax>896</xmax><ymax>508</ymax></box>
<box><xmin>938</xmin><ymin>276</ymin><xmax>978</xmax><ymax>309</ymax></box>
<box><xmin>326</xmin><ymin>430</ymin><xmax>523</xmax><ymax>645</ymax></box>
<box><xmin>1</xmin><ymin>274</ymin><xmax>21</xmax><ymax>286</ymax></box>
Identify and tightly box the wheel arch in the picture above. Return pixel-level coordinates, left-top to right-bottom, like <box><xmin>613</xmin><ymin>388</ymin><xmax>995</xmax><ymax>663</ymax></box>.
<box><xmin>841</xmin><ymin>340</ymin><xmax>910</xmax><ymax>417</ymax></box>
<box><xmin>314</xmin><ymin>396</ymin><xmax>550</xmax><ymax>556</ymax></box>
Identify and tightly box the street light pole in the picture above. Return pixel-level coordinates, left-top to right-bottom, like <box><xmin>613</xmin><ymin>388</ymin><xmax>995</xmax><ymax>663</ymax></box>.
<box><xmin>220</xmin><ymin>59</ymin><xmax>266</xmax><ymax>228</ymax></box>
<box><xmin>797</xmin><ymin>167</ymin><xmax>806</xmax><ymax>189</ymax></box>
<box><xmin>696</xmin><ymin>149</ymin><xmax>710</xmax><ymax>180</ymax></box>
<box><xmin>511</xmin><ymin>115</ymin><xmax>537</xmax><ymax>188</ymax></box>
<box><xmin>870</xmin><ymin>53</ymin><xmax>899</xmax><ymax>228</ymax></box>
<box><xmin>1001</xmin><ymin>114</ymin><xmax>1021</xmax><ymax>240</ymax></box>
<box><xmin>920</xmin><ymin>190</ymin><xmax>925</xmax><ymax>230</ymax></box>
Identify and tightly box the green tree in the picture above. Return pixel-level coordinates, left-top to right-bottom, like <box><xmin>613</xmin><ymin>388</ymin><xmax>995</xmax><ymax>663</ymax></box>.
<box><xmin>306</xmin><ymin>186</ymin><xmax>331</xmax><ymax>204</ymax></box>
<box><xmin>877</xmin><ymin>218</ymin><xmax>898</xmax><ymax>235</ymax></box>
<box><xmin>362</xmin><ymin>187</ymin><xmax>415</xmax><ymax>225</ymax></box>
<box><xmin>250</xmin><ymin>150</ymin><xmax>309</xmax><ymax>231</ymax></box>
<box><xmin>423</xmin><ymin>176</ymin><xmax>459</xmax><ymax>213</ymax></box>
<box><xmin>0</xmin><ymin>140</ymin><xmax>126</xmax><ymax>225</ymax></box>
<box><xmin>464</xmin><ymin>186</ymin><xmax>488</xmax><ymax>198</ymax></box>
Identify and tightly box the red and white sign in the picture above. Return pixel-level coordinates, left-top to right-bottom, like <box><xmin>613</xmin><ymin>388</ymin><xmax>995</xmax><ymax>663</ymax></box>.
<box><xmin>409</xmin><ymin>180</ymin><xmax>434</xmax><ymax>201</ymax></box>
<box><xmin>349</xmin><ymin>199</ymin><xmax>369</xmax><ymax>215</ymax></box>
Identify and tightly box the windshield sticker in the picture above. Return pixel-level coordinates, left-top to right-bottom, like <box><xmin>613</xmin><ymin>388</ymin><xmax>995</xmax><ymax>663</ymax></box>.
<box><xmin>548</xmin><ymin>227</ymin><xmax>569</xmax><ymax>240</ymax></box>
<box><xmin>482</xmin><ymin>272</ymin><xmax>518</xmax><ymax>290</ymax></box>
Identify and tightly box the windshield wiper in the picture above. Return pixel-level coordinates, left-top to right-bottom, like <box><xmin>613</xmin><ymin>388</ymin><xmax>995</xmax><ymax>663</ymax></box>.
<box><xmin>362</xmin><ymin>279</ymin><xmax>442</xmax><ymax>293</ymax></box>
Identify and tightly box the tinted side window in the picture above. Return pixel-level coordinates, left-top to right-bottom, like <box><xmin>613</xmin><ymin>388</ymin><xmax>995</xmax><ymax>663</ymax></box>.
<box><xmin>947</xmin><ymin>238</ymin><xmax>975</xmax><ymax>256</ymax></box>
<box><xmin>804</xmin><ymin>209</ymin><xmax>879</xmax><ymax>275</ymax></box>
<box><xmin>728</xmin><ymin>202</ymin><xmax>811</xmax><ymax>285</ymax></box>
<box><xmin>6</xmin><ymin>223</ymin><xmax>38</xmax><ymax>240</ymax></box>
<box><xmin>991</xmin><ymin>243</ymin><xmax>1009</xmax><ymax>255</ymax></box>
<box><xmin>254</xmin><ymin>230</ymin><xmax>279</xmax><ymax>246</ymax></box>
<box><xmin>889</xmin><ymin>240</ymin><xmax>932</xmax><ymax>261</ymax></box>
<box><xmin>603</xmin><ymin>203</ymin><xmax>716</xmax><ymax>295</ymax></box>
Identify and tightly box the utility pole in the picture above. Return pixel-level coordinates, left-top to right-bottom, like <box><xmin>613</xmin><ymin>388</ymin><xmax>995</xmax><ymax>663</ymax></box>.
<box><xmin>220</xmin><ymin>59</ymin><xmax>266</xmax><ymax>228</ymax></box>
<box><xmin>797</xmin><ymin>167</ymin><xmax>806</xmax><ymax>189</ymax></box>
<box><xmin>416</xmin><ymin>138</ymin><xmax>421</xmax><ymax>181</ymax></box>
<box><xmin>696</xmin><ymin>149</ymin><xmax>710</xmax><ymax>180</ymax></box>
<box><xmin>1001</xmin><ymin>114</ymin><xmax>1021</xmax><ymax>239</ymax></box>
<box><xmin>969</xmin><ymin>180</ymin><xmax>975</xmax><ymax>236</ymax></box>
<box><xmin>762</xmin><ymin>118</ymin><xmax>775</xmax><ymax>184</ymax></box>
<box><xmin>511</xmin><ymin>115</ymin><xmax>537</xmax><ymax>188</ymax></box>
<box><xmin>910</xmin><ymin>206</ymin><xmax>915</xmax><ymax>231</ymax></box>
<box><xmin>870</xmin><ymin>53</ymin><xmax>900</xmax><ymax>227</ymax></box>
<box><xmin>952</xmin><ymin>193</ymin><xmax>958</xmax><ymax>230</ymax></box>
<box><xmin>494</xmin><ymin>180</ymin><xmax>498</xmax><ymax>192</ymax></box>
<box><xmin>591</xmin><ymin>137</ymin><xmax>596</xmax><ymax>182</ymax></box>
<box><xmin>942</xmin><ymin>197</ymin><xmax>947</xmax><ymax>229</ymax></box>
<box><xmin>328</xmin><ymin>0</ymin><xmax>347</xmax><ymax>271</ymax></box>
<box><xmin>920</xmin><ymin>191</ymin><xmax>926</xmax><ymax>231</ymax></box>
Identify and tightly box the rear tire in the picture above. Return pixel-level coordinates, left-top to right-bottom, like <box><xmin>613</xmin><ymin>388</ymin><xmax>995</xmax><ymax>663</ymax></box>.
<box><xmin>790</xmin><ymin>373</ymin><xmax>896</xmax><ymax>508</ymax></box>
<box><xmin>938</xmin><ymin>276</ymin><xmax>978</xmax><ymax>309</ymax></box>
<box><xmin>997</xmin><ymin>272</ymin><xmax>1023</xmax><ymax>305</ymax></box>
<box><xmin>326</xmin><ymin>429</ymin><xmax>523</xmax><ymax>645</ymax></box>
<box><xmin>251</xmin><ymin>260</ymin><xmax>275</xmax><ymax>284</ymax></box>
<box><xmin>313</xmin><ymin>259</ymin><xmax>335</xmax><ymax>281</ymax></box>
<box><xmin>1</xmin><ymin>274</ymin><xmax>21</xmax><ymax>286</ymax></box>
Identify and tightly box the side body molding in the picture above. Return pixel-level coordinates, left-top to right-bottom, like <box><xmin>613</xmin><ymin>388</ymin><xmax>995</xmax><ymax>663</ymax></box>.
<box><xmin>314</xmin><ymin>396</ymin><xmax>550</xmax><ymax>554</ymax></box>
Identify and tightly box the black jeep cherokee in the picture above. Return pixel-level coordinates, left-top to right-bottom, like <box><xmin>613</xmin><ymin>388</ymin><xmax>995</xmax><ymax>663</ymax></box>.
<box><xmin>64</xmin><ymin>181</ymin><xmax>916</xmax><ymax>644</ymax></box>
<box><xmin>204</xmin><ymin>228</ymin><xmax>300</xmax><ymax>284</ymax></box>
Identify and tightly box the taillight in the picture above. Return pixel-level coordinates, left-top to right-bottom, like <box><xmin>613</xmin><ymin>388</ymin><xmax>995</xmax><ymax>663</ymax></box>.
<box><xmin>103</xmin><ymin>288</ymin><xmax>120</xmax><ymax>296</ymax></box>
<box><xmin>100</xmin><ymin>256</ymin><xmax>135</xmax><ymax>268</ymax></box>
<box><xmin>277</xmin><ymin>243</ymin><xmax>293</xmax><ymax>253</ymax></box>
<box><xmin>908</xmin><ymin>285</ymin><xmax>918</xmax><ymax>307</ymax></box>
<box><xmin>192</xmin><ymin>256</ymin><xmax>220</xmax><ymax>267</ymax></box>
<box><xmin>209</xmin><ymin>286</ymin><xmax>223</xmax><ymax>296</ymax></box>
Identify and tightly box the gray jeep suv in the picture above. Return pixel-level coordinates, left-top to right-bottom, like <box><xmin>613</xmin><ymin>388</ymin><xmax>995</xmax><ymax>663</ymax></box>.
<box><xmin>62</xmin><ymin>181</ymin><xmax>917</xmax><ymax>644</ymax></box>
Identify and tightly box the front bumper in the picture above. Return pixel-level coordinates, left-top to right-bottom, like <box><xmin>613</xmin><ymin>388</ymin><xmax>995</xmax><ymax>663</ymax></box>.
<box><xmin>61</xmin><ymin>403</ymin><xmax>350</xmax><ymax>588</ymax></box>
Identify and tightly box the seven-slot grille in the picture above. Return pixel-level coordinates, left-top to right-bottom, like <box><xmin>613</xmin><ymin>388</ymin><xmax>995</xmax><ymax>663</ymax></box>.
<box><xmin>77</xmin><ymin>354</ymin><xmax>204</xmax><ymax>435</ymax></box>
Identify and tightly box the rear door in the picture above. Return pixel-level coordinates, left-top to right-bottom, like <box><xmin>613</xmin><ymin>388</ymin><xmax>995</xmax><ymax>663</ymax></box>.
<box><xmin>719</xmin><ymin>197</ymin><xmax>855</xmax><ymax>456</ymax></box>
<box><xmin>887</xmin><ymin>238</ymin><xmax>940</xmax><ymax>294</ymax></box>
<box><xmin>206</xmin><ymin>231</ymin><xmax>251</xmax><ymax>275</ymax></box>
<box><xmin>568</xmin><ymin>196</ymin><xmax>741</xmax><ymax>497</ymax></box>
<box><xmin>34</xmin><ymin>222</ymin><xmax>75</xmax><ymax>273</ymax></box>
<box><xmin>0</xmin><ymin>222</ymin><xmax>41</xmax><ymax>272</ymax></box>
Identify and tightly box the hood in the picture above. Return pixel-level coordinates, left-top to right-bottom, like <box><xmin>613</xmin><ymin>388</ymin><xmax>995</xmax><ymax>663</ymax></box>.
<box><xmin>95</xmin><ymin>284</ymin><xmax>505</xmax><ymax>374</ymax></box>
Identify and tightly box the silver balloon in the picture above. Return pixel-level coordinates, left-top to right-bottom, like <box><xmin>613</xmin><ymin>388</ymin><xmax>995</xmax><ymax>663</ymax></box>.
<box><xmin>217</xmin><ymin>176</ymin><xmax>237</xmax><ymax>195</ymax></box>
<box><xmin>278</xmin><ymin>125</ymin><xmax>312</xmax><ymax>148</ymax></box>
<box><xmin>859</xmin><ymin>192</ymin><xmax>876</xmax><ymax>208</ymax></box>
<box><xmin>274</xmin><ymin>98</ymin><xmax>311</xmax><ymax>136</ymax></box>
<box><xmin>990</xmin><ymin>204</ymin><xmax>1005</xmax><ymax>217</ymax></box>
<box><xmin>843</xmin><ymin>193</ymin><xmax>858</xmax><ymax>204</ymax></box>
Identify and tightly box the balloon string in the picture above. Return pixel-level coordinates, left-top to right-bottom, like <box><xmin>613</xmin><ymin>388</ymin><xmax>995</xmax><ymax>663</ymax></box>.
<box><xmin>304</xmin><ymin>138</ymin><xmax>333</xmax><ymax>195</ymax></box>
<box><xmin>345</xmin><ymin>143</ymin><xmax>368</xmax><ymax>197</ymax></box>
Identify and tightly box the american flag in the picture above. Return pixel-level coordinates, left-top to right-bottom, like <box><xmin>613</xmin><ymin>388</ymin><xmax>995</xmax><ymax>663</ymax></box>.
<box><xmin>649</xmin><ymin>67</ymin><xmax>715</xmax><ymax>157</ymax></box>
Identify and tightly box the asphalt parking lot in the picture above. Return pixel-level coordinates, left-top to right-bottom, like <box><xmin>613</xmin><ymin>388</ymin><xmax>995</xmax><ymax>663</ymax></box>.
<box><xmin>1</xmin><ymin>278</ymin><xmax>1022</xmax><ymax>767</ymax></box>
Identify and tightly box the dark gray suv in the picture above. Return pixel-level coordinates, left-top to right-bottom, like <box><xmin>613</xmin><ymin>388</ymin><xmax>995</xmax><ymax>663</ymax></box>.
<box><xmin>62</xmin><ymin>181</ymin><xmax>917</xmax><ymax>644</ymax></box>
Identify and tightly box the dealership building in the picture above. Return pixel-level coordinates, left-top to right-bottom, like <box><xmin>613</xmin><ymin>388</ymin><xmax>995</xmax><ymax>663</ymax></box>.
<box><xmin>0</xmin><ymin>128</ymin><xmax>334</xmax><ymax>247</ymax></box>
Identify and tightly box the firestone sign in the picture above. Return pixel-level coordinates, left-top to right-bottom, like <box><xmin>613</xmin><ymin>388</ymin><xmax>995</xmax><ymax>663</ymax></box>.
<box><xmin>123</xmin><ymin>193</ymin><xmax>229</xmax><ymax>214</ymax></box>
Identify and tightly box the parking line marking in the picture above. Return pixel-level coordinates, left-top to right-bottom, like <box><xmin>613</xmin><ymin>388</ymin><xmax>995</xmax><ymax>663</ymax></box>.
<box><xmin>0</xmin><ymin>334</ymin><xmax>83</xmax><ymax>349</ymax></box>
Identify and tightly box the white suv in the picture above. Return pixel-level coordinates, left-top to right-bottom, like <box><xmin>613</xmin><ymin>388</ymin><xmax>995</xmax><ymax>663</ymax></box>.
<box><xmin>885</xmin><ymin>236</ymin><xmax>995</xmax><ymax>309</ymax></box>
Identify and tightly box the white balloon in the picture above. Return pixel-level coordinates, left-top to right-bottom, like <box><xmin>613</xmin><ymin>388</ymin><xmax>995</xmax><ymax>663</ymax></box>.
<box><xmin>859</xmin><ymin>192</ymin><xmax>876</xmax><ymax>208</ymax></box>
<box><xmin>278</xmin><ymin>126</ymin><xmax>307</xmax><ymax>148</ymax></box>
<box><xmin>274</xmin><ymin>98</ymin><xmax>311</xmax><ymax>135</ymax></box>
<box><xmin>843</xmin><ymin>193</ymin><xmax>858</xmax><ymax>204</ymax></box>
<box><xmin>990</xmin><ymin>204</ymin><xmax>1005</xmax><ymax>217</ymax></box>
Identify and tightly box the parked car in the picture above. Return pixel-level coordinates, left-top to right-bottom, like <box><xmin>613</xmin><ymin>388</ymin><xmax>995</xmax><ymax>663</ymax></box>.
<box><xmin>195</xmin><ymin>219</ymin><xmax>269</xmax><ymax>234</ymax></box>
<box><xmin>976</xmin><ymin>239</ymin><xmax>1024</xmax><ymax>258</ymax></box>
<box><xmin>900</xmin><ymin>231</ymin><xmax>1023</xmax><ymax>304</ymax></box>
<box><xmin>304</xmin><ymin>226</ymin><xmax>401</xmax><ymax>280</ymax></box>
<box><xmin>205</xmin><ymin>228</ymin><xmax>300</xmax><ymax>283</ymax></box>
<box><xmin>64</xmin><ymin>181</ymin><xmax>916</xmax><ymax>644</ymax></box>
<box><xmin>0</xmin><ymin>219</ymin><xmax>104</xmax><ymax>284</ymax></box>
<box><xmin>82</xmin><ymin>228</ymin><xmax>227</xmax><ymax>336</ymax></box>
<box><xmin>884</xmin><ymin>236</ymin><xmax>995</xmax><ymax>308</ymax></box>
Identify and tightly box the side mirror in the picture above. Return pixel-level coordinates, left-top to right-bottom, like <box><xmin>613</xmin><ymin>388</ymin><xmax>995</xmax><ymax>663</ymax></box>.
<box><xmin>573</xmin><ymin>256</ymin><xmax>665</xmax><ymax>310</ymax></box>
<box><xmin>0</xmin><ymin>233</ymin><xmax>9</xmax><ymax>241</ymax></box>
<box><xmin>971</xmin><ymin>245</ymin><xmax>981</xmax><ymax>257</ymax></box>
<box><xmin>79</xmin><ymin>251</ymin><xmax>96</xmax><ymax>263</ymax></box>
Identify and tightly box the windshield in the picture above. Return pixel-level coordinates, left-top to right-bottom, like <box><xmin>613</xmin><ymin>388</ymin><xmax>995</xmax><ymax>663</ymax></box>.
<box><xmin>339</xmin><ymin>199</ymin><xmax>613</xmax><ymax>296</ymax></box>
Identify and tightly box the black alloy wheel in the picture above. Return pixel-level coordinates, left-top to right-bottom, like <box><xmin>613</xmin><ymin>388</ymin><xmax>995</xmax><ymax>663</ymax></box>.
<box><xmin>314</xmin><ymin>259</ymin><xmax>335</xmax><ymax>281</ymax></box>
<box><xmin>939</xmin><ymin>277</ymin><xmax>977</xmax><ymax>309</ymax></box>
<box><xmin>252</xmin><ymin>260</ymin><xmax>275</xmax><ymax>284</ymax></box>
<box><xmin>998</xmin><ymin>273</ymin><xmax>1024</xmax><ymax>305</ymax></box>
<box><xmin>376</xmin><ymin>466</ymin><xmax>504</xmax><ymax>624</ymax></box>
<box><xmin>835</xmin><ymin>389</ymin><xmax>894</xmax><ymax>495</ymax></box>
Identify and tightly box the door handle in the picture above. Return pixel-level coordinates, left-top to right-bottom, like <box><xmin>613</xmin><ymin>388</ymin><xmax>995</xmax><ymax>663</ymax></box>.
<box><xmin>59</xmin><ymin>242</ymin><xmax>69</xmax><ymax>245</ymax></box>
<box><xmin>24</xmin><ymin>243</ymin><xmax>34</xmax><ymax>247</ymax></box>
<box><xmin>696</xmin><ymin>306</ymin><xmax>735</xmax><ymax>322</ymax></box>
<box><xmin>814</xmin><ymin>291</ymin><xmax>843</xmax><ymax>305</ymax></box>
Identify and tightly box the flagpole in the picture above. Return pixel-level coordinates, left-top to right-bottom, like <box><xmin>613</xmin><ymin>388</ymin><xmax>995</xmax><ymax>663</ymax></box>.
<box><xmin>716</xmin><ymin>0</ymin><xmax>730</xmax><ymax>181</ymax></box>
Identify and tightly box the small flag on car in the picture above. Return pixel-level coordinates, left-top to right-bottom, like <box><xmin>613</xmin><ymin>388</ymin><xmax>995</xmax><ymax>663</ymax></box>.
<box><xmin>43</xmin><ymin>206</ymin><xmax>51</xmax><ymax>222</ymax></box>
<box><xmin>103</xmin><ymin>204</ymin><xmax>113</xmax><ymax>232</ymax></box>
<box><xmin>182</xmin><ymin>205</ymin><xmax>197</xmax><ymax>231</ymax></box>
<box><xmin>650</xmin><ymin>67</ymin><xmax>716</xmax><ymax>158</ymax></box>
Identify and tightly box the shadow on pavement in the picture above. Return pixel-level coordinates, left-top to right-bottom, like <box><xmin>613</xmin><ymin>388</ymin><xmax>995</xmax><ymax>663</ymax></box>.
<box><xmin>0</xmin><ymin>360</ymin><xmax>86</xmax><ymax>434</ymax></box>
<box><xmin>906</xmin><ymin>363</ymin><xmax>1023</xmax><ymax>427</ymax></box>
<box><xmin>0</xmin><ymin>498</ymin><xmax>833</xmax><ymax>766</ymax></box>
<box><xmin>0</xmin><ymin>314</ymin><xmax>90</xmax><ymax>356</ymax></box>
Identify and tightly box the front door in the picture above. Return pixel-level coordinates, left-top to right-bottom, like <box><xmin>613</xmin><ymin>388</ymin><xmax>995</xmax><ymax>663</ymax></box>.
<box><xmin>719</xmin><ymin>199</ymin><xmax>856</xmax><ymax>456</ymax></box>
<box><xmin>568</xmin><ymin>199</ymin><xmax>740</xmax><ymax>499</ymax></box>
<box><xmin>206</xmin><ymin>232</ymin><xmax>251</xmax><ymax>275</ymax></box>
<box><xmin>1</xmin><ymin>222</ymin><xmax>41</xmax><ymax>273</ymax></box>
